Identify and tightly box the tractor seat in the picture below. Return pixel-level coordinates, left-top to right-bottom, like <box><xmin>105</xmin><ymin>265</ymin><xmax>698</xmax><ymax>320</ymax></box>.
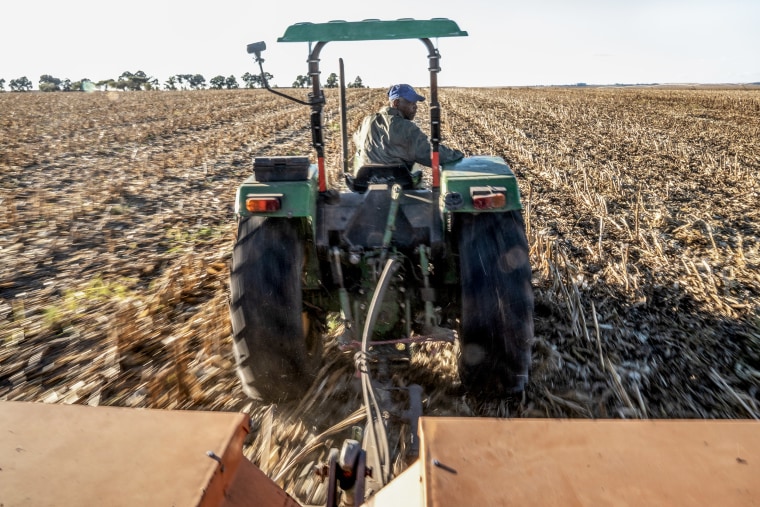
<box><xmin>345</xmin><ymin>164</ymin><xmax>422</xmax><ymax>193</ymax></box>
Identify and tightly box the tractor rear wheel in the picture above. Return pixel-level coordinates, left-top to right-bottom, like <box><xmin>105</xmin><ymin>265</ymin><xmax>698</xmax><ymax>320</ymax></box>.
<box><xmin>229</xmin><ymin>217</ymin><xmax>322</xmax><ymax>402</ymax></box>
<box><xmin>457</xmin><ymin>211</ymin><xmax>534</xmax><ymax>396</ymax></box>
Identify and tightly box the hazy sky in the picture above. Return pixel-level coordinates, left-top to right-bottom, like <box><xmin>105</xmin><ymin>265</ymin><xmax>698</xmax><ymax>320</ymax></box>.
<box><xmin>2</xmin><ymin>0</ymin><xmax>759</xmax><ymax>88</ymax></box>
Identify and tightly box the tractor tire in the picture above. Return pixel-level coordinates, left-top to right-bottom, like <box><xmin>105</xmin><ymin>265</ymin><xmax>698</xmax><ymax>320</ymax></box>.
<box><xmin>457</xmin><ymin>210</ymin><xmax>534</xmax><ymax>396</ymax></box>
<box><xmin>229</xmin><ymin>216</ymin><xmax>322</xmax><ymax>403</ymax></box>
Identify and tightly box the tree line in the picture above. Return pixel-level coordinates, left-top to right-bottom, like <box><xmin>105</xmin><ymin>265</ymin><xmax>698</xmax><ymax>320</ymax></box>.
<box><xmin>0</xmin><ymin>71</ymin><xmax>365</xmax><ymax>92</ymax></box>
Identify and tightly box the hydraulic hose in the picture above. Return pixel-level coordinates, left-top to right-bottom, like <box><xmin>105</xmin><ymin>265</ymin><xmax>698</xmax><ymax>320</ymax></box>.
<box><xmin>356</xmin><ymin>256</ymin><xmax>399</xmax><ymax>487</ymax></box>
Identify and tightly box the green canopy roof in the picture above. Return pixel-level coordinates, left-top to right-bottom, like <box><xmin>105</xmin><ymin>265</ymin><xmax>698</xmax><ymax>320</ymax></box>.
<box><xmin>277</xmin><ymin>18</ymin><xmax>467</xmax><ymax>43</ymax></box>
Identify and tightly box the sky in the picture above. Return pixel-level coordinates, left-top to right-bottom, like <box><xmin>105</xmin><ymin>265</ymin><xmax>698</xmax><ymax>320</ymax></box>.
<box><xmin>2</xmin><ymin>0</ymin><xmax>759</xmax><ymax>89</ymax></box>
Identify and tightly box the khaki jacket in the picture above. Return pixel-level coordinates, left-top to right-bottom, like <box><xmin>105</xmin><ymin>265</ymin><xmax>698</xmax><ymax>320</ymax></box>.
<box><xmin>353</xmin><ymin>106</ymin><xmax>463</xmax><ymax>170</ymax></box>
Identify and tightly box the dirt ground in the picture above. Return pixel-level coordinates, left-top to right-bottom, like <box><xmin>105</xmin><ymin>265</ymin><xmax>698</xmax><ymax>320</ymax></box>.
<box><xmin>1</xmin><ymin>86</ymin><xmax>759</xmax><ymax>502</ymax></box>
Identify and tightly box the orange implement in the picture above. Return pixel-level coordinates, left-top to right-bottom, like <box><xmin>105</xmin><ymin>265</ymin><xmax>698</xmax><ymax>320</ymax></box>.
<box><xmin>366</xmin><ymin>417</ymin><xmax>759</xmax><ymax>507</ymax></box>
<box><xmin>4</xmin><ymin>402</ymin><xmax>758</xmax><ymax>507</ymax></box>
<box><xmin>0</xmin><ymin>401</ymin><xmax>300</xmax><ymax>507</ymax></box>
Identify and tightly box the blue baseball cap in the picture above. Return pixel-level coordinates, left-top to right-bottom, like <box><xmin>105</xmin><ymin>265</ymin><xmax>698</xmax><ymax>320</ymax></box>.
<box><xmin>388</xmin><ymin>84</ymin><xmax>425</xmax><ymax>102</ymax></box>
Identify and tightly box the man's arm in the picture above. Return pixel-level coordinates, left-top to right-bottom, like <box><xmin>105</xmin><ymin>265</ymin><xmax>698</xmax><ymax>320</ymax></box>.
<box><xmin>405</xmin><ymin>121</ymin><xmax>464</xmax><ymax>166</ymax></box>
<box><xmin>438</xmin><ymin>144</ymin><xmax>465</xmax><ymax>164</ymax></box>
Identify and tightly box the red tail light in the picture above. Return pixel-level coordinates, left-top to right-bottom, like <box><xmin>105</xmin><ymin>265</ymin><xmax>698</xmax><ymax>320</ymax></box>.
<box><xmin>471</xmin><ymin>187</ymin><xmax>507</xmax><ymax>210</ymax></box>
<box><xmin>246</xmin><ymin>196</ymin><xmax>281</xmax><ymax>212</ymax></box>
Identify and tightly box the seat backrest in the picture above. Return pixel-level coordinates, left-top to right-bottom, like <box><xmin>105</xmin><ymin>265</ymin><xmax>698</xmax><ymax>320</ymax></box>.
<box><xmin>345</xmin><ymin>164</ymin><xmax>414</xmax><ymax>193</ymax></box>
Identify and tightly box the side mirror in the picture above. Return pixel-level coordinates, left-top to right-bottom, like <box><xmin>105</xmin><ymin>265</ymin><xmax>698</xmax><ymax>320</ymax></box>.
<box><xmin>247</xmin><ymin>41</ymin><xmax>266</xmax><ymax>61</ymax></box>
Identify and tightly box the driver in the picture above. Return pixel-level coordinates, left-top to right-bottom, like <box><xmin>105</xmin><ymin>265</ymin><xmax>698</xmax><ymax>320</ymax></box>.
<box><xmin>352</xmin><ymin>83</ymin><xmax>464</xmax><ymax>172</ymax></box>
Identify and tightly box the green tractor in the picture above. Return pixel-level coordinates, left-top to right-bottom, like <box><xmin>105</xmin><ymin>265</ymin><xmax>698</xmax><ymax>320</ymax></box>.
<box><xmin>229</xmin><ymin>18</ymin><xmax>534</xmax><ymax>404</ymax></box>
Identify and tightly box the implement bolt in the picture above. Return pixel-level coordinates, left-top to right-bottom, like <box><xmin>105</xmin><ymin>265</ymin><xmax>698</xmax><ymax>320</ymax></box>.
<box><xmin>432</xmin><ymin>459</ymin><xmax>457</xmax><ymax>474</ymax></box>
<box><xmin>206</xmin><ymin>451</ymin><xmax>225</xmax><ymax>472</ymax></box>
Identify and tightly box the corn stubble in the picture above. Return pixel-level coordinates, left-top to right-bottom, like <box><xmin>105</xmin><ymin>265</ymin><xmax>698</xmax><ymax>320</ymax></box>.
<box><xmin>1</xmin><ymin>86</ymin><xmax>758</xmax><ymax>501</ymax></box>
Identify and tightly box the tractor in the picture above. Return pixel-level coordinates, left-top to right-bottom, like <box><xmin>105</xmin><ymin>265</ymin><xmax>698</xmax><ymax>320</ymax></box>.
<box><xmin>228</xmin><ymin>18</ymin><xmax>534</xmax><ymax>408</ymax></box>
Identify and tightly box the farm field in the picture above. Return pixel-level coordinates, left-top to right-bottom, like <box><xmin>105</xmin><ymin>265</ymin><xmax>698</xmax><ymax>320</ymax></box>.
<box><xmin>1</xmin><ymin>86</ymin><xmax>759</xmax><ymax>501</ymax></box>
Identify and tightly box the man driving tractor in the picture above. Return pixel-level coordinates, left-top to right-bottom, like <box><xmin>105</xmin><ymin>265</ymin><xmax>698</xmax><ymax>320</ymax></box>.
<box><xmin>352</xmin><ymin>83</ymin><xmax>464</xmax><ymax>177</ymax></box>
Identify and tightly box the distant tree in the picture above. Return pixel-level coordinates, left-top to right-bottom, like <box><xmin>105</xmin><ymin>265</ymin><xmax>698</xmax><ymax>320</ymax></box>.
<box><xmin>10</xmin><ymin>76</ymin><xmax>32</xmax><ymax>92</ymax></box>
<box><xmin>39</xmin><ymin>74</ymin><xmax>62</xmax><ymax>92</ymax></box>
<box><xmin>241</xmin><ymin>72</ymin><xmax>259</xmax><ymax>89</ymax></box>
<box><xmin>292</xmin><ymin>75</ymin><xmax>311</xmax><ymax>88</ymax></box>
<box><xmin>225</xmin><ymin>75</ymin><xmax>239</xmax><ymax>89</ymax></box>
<box><xmin>347</xmin><ymin>76</ymin><xmax>365</xmax><ymax>88</ymax></box>
<box><xmin>0</xmin><ymin>78</ymin><xmax>5</xmax><ymax>91</ymax></box>
<box><xmin>325</xmin><ymin>73</ymin><xmax>339</xmax><ymax>88</ymax></box>
<box><xmin>131</xmin><ymin>70</ymin><xmax>150</xmax><ymax>90</ymax></box>
<box><xmin>241</xmin><ymin>72</ymin><xmax>272</xmax><ymax>88</ymax></box>
<box><xmin>209</xmin><ymin>75</ymin><xmax>226</xmax><ymax>89</ymax></box>
<box><xmin>115</xmin><ymin>70</ymin><xmax>153</xmax><ymax>91</ymax></box>
<box><xmin>188</xmin><ymin>74</ymin><xmax>206</xmax><ymax>90</ymax></box>
<box><xmin>61</xmin><ymin>78</ymin><xmax>72</xmax><ymax>92</ymax></box>
<box><xmin>164</xmin><ymin>76</ymin><xmax>177</xmax><ymax>90</ymax></box>
<box><xmin>177</xmin><ymin>74</ymin><xmax>192</xmax><ymax>89</ymax></box>
<box><xmin>117</xmin><ymin>71</ymin><xmax>134</xmax><ymax>90</ymax></box>
<box><xmin>118</xmin><ymin>71</ymin><xmax>134</xmax><ymax>87</ymax></box>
